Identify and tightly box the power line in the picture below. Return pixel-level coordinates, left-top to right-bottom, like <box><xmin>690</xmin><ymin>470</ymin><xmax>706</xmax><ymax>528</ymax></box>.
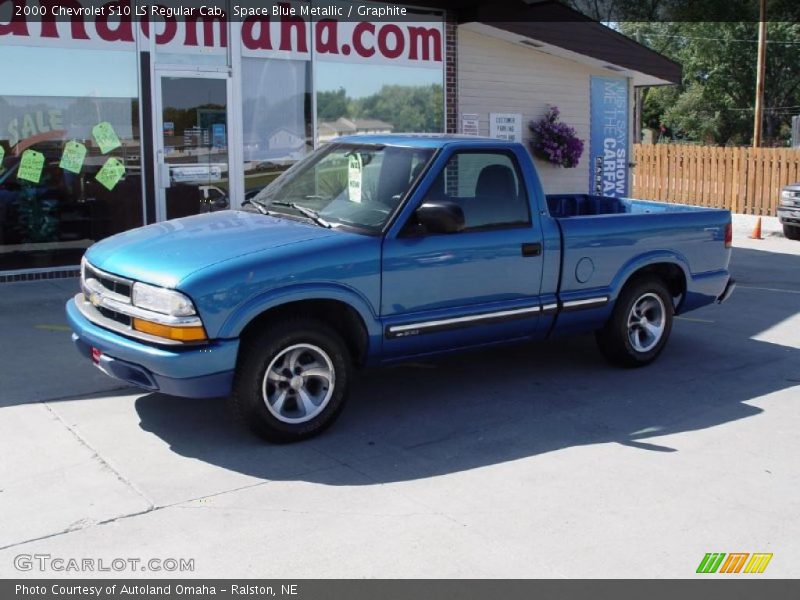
<box><xmin>643</xmin><ymin>33</ymin><xmax>800</xmax><ymax>44</ymax></box>
<box><xmin>693</xmin><ymin>107</ymin><xmax>800</xmax><ymax>116</ymax></box>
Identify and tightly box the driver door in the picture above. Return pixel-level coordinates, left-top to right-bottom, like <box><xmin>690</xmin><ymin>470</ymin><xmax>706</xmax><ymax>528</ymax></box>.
<box><xmin>380</xmin><ymin>148</ymin><xmax>545</xmax><ymax>358</ymax></box>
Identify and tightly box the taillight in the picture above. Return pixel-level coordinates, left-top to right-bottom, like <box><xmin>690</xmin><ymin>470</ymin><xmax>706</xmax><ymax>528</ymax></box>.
<box><xmin>91</xmin><ymin>347</ymin><xmax>103</xmax><ymax>364</ymax></box>
<box><xmin>724</xmin><ymin>222</ymin><xmax>732</xmax><ymax>248</ymax></box>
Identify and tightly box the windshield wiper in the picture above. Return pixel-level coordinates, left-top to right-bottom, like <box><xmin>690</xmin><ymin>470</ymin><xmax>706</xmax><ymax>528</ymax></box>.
<box><xmin>271</xmin><ymin>201</ymin><xmax>332</xmax><ymax>228</ymax></box>
<box><xmin>246</xmin><ymin>198</ymin><xmax>310</xmax><ymax>223</ymax></box>
<box><xmin>245</xmin><ymin>199</ymin><xmax>270</xmax><ymax>214</ymax></box>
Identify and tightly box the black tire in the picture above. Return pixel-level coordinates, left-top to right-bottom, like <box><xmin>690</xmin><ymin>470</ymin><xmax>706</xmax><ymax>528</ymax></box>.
<box><xmin>231</xmin><ymin>318</ymin><xmax>351</xmax><ymax>443</ymax></box>
<box><xmin>783</xmin><ymin>224</ymin><xmax>800</xmax><ymax>241</ymax></box>
<box><xmin>595</xmin><ymin>277</ymin><xmax>674</xmax><ymax>368</ymax></box>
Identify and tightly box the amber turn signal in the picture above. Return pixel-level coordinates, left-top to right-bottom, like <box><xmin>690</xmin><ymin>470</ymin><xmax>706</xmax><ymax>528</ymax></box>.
<box><xmin>132</xmin><ymin>318</ymin><xmax>207</xmax><ymax>342</ymax></box>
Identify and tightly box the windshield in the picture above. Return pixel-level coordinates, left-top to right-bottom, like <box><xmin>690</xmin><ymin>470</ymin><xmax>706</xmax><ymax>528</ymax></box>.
<box><xmin>250</xmin><ymin>143</ymin><xmax>435</xmax><ymax>231</ymax></box>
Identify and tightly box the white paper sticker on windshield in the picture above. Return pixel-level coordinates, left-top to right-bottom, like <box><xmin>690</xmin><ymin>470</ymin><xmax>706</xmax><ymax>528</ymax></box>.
<box><xmin>348</xmin><ymin>153</ymin><xmax>363</xmax><ymax>203</ymax></box>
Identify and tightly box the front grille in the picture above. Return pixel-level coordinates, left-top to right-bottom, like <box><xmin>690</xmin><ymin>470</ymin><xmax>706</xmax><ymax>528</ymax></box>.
<box><xmin>97</xmin><ymin>305</ymin><xmax>132</xmax><ymax>327</ymax></box>
<box><xmin>81</xmin><ymin>261</ymin><xmax>135</xmax><ymax>329</ymax></box>
<box><xmin>84</xmin><ymin>262</ymin><xmax>132</xmax><ymax>300</ymax></box>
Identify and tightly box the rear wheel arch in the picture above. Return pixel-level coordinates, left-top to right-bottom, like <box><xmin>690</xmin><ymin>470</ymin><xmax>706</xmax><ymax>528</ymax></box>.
<box><xmin>617</xmin><ymin>261</ymin><xmax>688</xmax><ymax>311</ymax></box>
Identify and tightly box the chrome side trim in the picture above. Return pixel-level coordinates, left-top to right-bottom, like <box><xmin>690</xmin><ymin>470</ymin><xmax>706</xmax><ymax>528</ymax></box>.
<box><xmin>386</xmin><ymin>305</ymin><xmax>541</xmax><ymax>338</ymax></box>
<box><xmin>73</xmin><ymin>294</ymin><xmax>193</xmax><ymax>347</ymax></box>
<box><xmin>385</xmin><ymin>296</ymin><xmax>610</xmax><ymax>340</ymax></box>
<box><xmin>561</xmin><ymin>296</ymin><xmax>609</xmax><ymax>310</ymax></box>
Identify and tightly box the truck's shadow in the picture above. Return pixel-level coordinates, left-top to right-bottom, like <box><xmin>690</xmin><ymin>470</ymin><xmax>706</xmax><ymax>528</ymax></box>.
<box><xmin>134</xmin><ymin>247</ymin><xmax>800</xmax><ymax>485</ymax></box>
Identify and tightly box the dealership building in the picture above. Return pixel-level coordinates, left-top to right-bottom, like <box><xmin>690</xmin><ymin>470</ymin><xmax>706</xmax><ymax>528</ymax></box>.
<box><xmin>0</xmin><ymin>0</ymin><xmax>679</xmax><ymax>277</ymax></box>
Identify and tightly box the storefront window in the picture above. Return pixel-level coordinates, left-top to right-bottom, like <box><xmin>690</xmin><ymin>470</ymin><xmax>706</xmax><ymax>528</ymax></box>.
<box><xmin>152</xmin><ymin>0</ymin><xmax>230</xmax><ymax>68</ymax></box>
<box><xmin>316</xmin><ymin>66</ymin><xmax>444</xmax><ymax>141</ymax></box>
<box><xmin>311</xmin><ymin>4</ymin><xmax>445</xmax><ymax>139</ymax></box>
<box><xmin>0</xmin><ymin>46</ymin><xmax>141</xmax><ymax>271</ymax></box>
<box><xmin>241</xmin><ymin>58</ymin><xmax>312</xmax><ymax>198</ymax></box>
<box><xmin>237</xmin><ymin>6</ymin><xmax>443</xmax><ymax>201</ymax></box>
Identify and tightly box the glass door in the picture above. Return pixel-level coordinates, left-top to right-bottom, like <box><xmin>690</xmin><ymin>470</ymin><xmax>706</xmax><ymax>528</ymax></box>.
<box><xmin>155</xmin><ymin>72</ymin><xmax>232</xmax><ymax>220</ymax></box>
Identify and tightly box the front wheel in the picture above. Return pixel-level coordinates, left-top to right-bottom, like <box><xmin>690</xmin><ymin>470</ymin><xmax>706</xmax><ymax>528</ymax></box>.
<box><xmin>783</xmin><ymin>224</ymin><xmax>800</xmax><ymax>241</ymax></box>
<box><xmin>595</xmin><ymin>278</ymin><xmax>673</xmax><ymax>368</ymax></box>
<box><xmin>231</xmin><ymin>318</ymin><xmax>351</xmax><ymax>443</ymax></box>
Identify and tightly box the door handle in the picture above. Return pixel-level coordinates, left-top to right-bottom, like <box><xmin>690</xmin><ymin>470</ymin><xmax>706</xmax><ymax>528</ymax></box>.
<box><xmin>158</xmin><ymin>162</ymin><xmax>171</xmax><ymax>189</ymax></box>
<box><xmin>521</xmin><ymin>242</ymin><xmax>542</xmax><ymax>257</ymax></box>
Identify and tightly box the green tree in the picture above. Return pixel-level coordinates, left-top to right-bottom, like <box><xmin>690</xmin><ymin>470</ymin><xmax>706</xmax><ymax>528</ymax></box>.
<box><xmin>317</xmin><ymin>84</ymin><xmax>444</xmax><ymax>132</ymax></box>
<box><xmin>353</xmin><ymin>84</ymin><xmax>443</xmax><ymax>133</ymax></box>
<box><xmin>316</xmin><ymin>88</ymin><xmax>350</xmax><ymax>121</ymax></box>
<box><xmin>621</xmin><ymin>19</ymin><xmax>800</xmax><ymax>145</ymax></box>
<box><xmin>567</xmin><ymin>1</ymin><xmax>800</xmax><ymax>145</ymax></box>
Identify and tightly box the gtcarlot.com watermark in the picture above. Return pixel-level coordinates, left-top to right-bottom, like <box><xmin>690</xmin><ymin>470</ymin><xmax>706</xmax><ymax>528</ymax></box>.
<box><xmin>14</xmin><ymin>553</ymin><xmax>195</xmax><ymax>573</ymax></box>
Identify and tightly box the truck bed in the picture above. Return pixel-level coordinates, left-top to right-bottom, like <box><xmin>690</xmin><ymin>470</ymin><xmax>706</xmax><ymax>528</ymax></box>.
<box><xmin>546</xmin><ymin>194</ymin><xmax>718</xmax><ymax>218</ymax></box>
<box><xmin>543</xmin><ymin>193</ymin><xmax>732</xmax><ymax>322</ymax></box>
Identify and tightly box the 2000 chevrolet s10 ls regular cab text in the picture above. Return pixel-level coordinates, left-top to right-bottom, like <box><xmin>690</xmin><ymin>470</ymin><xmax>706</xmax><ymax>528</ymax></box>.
<box><xmin>66</xmin><ymin>136</ymin><xmax>736</xmax><ymax>442</ymax></box>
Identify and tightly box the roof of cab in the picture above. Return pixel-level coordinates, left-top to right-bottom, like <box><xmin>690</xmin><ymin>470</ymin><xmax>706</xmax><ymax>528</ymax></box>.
<box><xmin>332</xmin><ymin>134</ymin><xmax>521</xmax><ymax>149</ymax></box>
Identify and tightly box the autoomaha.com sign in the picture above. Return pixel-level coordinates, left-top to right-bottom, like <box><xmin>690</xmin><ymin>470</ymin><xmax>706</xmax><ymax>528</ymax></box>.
<box><xmin>0</xmin><ymin>0</ymin><xmax>444</xmax><ymax>69</ymax></box>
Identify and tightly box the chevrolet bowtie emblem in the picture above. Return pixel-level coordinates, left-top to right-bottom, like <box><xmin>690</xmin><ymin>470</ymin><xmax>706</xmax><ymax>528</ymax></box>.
<box><xmin>89</xmin><ymin>293</ymin><xmax>101</xmax><ymax>307</ymax></box>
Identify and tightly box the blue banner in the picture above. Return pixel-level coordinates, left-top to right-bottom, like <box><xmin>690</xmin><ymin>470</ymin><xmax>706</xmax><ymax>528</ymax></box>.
<box><xmin>590</xmin><ymin>76</ymin><xmax>629</xmax><ymax>197</ymax></box>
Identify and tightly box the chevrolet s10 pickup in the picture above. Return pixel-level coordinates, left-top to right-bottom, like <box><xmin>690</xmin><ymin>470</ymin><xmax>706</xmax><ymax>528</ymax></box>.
<box><xmin>66</xmin><ymin>135</ymin><xmax>735</xmax><ymax>442</ymax></box>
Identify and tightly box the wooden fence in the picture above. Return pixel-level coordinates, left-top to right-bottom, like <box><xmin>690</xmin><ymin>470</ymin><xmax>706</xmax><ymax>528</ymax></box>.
<box><xmin>632</xmin><ymin>144</ymin><xmax>800</xmax><ymax>215</ymax></box>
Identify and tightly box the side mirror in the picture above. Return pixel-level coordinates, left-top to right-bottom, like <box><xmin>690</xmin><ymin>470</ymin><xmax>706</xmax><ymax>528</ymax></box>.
<box><xmin>415</xmin><ymin>201</ymin><xmax>465</xmax><ymax>234</ymax></box>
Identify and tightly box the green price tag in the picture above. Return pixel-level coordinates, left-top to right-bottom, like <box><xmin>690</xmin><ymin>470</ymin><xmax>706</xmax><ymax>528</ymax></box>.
<box><xmin>0</xmin><ymin>144</ymin><xmax>5</xmax><ymax>168</ymax></box>
<box><xmin>95</xmin><ymin>157</ymin><xmax>125</xmax><ymax>191</ymax></box>
<box><xmin>92</xmin><ymin>121</ymin><xmax>121</xmax><ymax>154</ymax></box>
<box><xmin>18</xmin><ymin>149</ymin><xmax>45</xmax><ymax>184</ymax></box>
<box><xmin>59</xmin><ymin>140</ymin><xmax>87</xmax><ymax>174</ymax></box>
<box><xmin>348</xmin><ymin>153</ymin><xmax>363</xmax><ymax>203</ymax></box>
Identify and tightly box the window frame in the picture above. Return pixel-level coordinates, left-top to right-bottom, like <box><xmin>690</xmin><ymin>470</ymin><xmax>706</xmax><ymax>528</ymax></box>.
<box><xmin>401</xmin><ymin>148</ymin><xmax>533</xmax><ymax>237</ymax></box>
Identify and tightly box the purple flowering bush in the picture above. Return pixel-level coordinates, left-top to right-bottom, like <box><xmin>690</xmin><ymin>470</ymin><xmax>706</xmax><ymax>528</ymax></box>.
<box><xmin>529</xmin><ymin>106</ymin><xmax>584</xmax><ymax>168</ymax></box>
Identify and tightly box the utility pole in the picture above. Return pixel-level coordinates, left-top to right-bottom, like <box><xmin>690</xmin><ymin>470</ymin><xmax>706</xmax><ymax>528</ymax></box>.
<box><xmin>753</xmin><ymin>0</ymin><xmax>767</xmax><ymax>147</ymax></box>
<box><xmin>634</xmin><ymin>27</ymin><xmax>643</xmax><ymax>144</ymax></box>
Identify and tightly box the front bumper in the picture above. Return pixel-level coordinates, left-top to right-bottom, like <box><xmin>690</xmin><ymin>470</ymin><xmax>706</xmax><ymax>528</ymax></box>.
<box><xmin>777</xmin><ymin>206</ymin><xmax>800</xmax><ymax>225</ymax></box>
<box><xmin>66</xmin><ymin>297</ymin><xmax>238</xmax><ymax>398</ymax></box>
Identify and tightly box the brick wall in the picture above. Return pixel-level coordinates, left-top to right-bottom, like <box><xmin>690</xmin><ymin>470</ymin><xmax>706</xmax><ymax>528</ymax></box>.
<box><xmin>445</xmin><ymin>16</ymin><xmax>458</xmax><ymax>134</ymax></box>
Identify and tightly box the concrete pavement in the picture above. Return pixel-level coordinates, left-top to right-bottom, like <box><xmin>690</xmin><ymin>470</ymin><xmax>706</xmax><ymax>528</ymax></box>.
<box><xmin>0</xmin><ymin>234</ymin><xmax>798</xmax><ymax>578</ymax></box>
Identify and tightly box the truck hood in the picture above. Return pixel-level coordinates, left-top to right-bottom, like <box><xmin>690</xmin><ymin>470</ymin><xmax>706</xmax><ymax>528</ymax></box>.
<box><xmin>85</xmin><ymin>211</ymin><xmax>338</xmax><ymax>288</ymax></box>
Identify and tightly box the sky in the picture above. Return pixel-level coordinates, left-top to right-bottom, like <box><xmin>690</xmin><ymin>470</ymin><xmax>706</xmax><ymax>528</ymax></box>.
<box><xmin>0</xmin><ymin>46</ymin><xmax>139</xmax><ymax>98</ymax></box>
<box><xmin>0</xmin><ymin>46</ymin><xmax>443</xmax><ymax>100</ymax></box>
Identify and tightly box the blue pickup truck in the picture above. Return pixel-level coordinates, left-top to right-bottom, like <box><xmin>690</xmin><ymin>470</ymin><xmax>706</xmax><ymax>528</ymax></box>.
<box><xmin>66</xmin><ymin>135</ymin><xmax>735</xmax><ymax>442</ymax></box>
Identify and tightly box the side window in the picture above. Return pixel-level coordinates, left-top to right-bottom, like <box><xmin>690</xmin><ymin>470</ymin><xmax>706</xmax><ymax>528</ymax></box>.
<box><xmin>422</xmin><ymin>151</ymin><xmax>530</xmax><ymax>231</ymax></box>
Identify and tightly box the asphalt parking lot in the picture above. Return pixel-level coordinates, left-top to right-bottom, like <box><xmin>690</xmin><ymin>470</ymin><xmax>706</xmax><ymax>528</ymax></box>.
<box><xmin>1</xmin><ymin>226</ymin><xmax>798</xmax><ymax>578</ymax></box>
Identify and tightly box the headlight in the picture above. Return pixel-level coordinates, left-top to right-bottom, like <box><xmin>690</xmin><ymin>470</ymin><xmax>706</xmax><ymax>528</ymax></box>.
<box><xmin>132</xmin><ymin>282</ymin><xmax>196</xmax><ymax>317</ymax></box>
